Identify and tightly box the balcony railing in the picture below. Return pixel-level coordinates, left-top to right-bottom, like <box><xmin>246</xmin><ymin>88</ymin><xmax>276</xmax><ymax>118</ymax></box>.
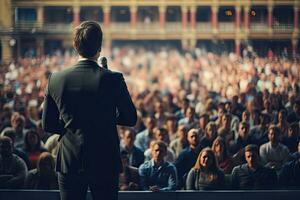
<box><xmin>196</xmin><ymin>23</ymin><xmax>212</xmax><ymax>33</ymax></box>
<box><xmin>218</xmin><ymin>22</ymin><xmax>235</xmax><ymax>33</ymax></box>
<box><xmin>250</xmin><ymin>23</ymin><xmax>269</xmax><ymax>32</ymax></box>
<box><xmin>14</xmin><ymin>21</ymin><xmax>72</xmax><ymax>33</ymax></box>
<box><xmin>273</xmin><ymin>24</ymin><xmax>294</xmax><ymax>33</ymax></box>
<box><xmin>43</xmin><ymin>23</ymin><xmax>73</xmax><ymax>33</ymax></box>
<box><xmin>14</xmin><ymin>21</ymin><xmax>42</xmax><ymax>31</ymax></box>
<box><xmin>165</xmin><ymin>22</ymin><xmax>182</xmax><ymax>32</ymax></box>
<box><xmin>110</xmin><ymin>22</ymin><xmax>131</xmax><ymax>33</ymax></box>
<box><xmin>12</xmin><ymin>21</ymin><xmax>297</xmax><ymax>36</ymax></box>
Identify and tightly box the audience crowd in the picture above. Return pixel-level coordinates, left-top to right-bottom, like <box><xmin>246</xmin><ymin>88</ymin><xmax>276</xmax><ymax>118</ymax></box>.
<box><xmin>0</xmin><ymin>46</ymin><xmax>300</xmax><ymax>191</ymax></box>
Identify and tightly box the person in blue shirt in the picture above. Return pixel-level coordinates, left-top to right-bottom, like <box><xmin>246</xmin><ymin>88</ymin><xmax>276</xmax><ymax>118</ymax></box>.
<box><xmin>138</xmin><ymin>141</ymin><xmax>177</xmax><ymax>191</ymax></box>
<box><xmin>134</xmin><ymin>116</ymin><xmax>156</xmax><ymax>152</ymax></box>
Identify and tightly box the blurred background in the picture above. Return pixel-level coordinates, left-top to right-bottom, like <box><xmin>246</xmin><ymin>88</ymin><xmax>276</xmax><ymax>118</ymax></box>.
<box><xmin>0</xmin><ymin>0</ymin><xmax>299</xmax><ymax>60</ymax></box>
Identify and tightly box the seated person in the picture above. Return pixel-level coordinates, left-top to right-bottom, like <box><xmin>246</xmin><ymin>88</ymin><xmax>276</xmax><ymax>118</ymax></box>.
<box><xmin>186</xmin><ymin>147</ymin><xmax>225</xmax><ymax>190</ymax></box>
<box><xmin>0</xmin><ymin>136</ymin><xmax>28</xmax><ymax>189</ymax></box>
<box><xmin>290</xmin><ymin>141</ymin><xmax>300</xmax><ymax>161</ymax></box>
<box><xmin>175</xmin><ymin>128</ymin><xmax>202</xmax><ymax>189</ymax></box>
<box><xmin>278</xmin><ymin>141</ymin><xmax>300</xmax><ymax>189</ymax></box>
<box><xmin>2</xmin><ymin>129</ymin><xmax>31</xmax><ymax>168</ymax></box>
<box><xmin>25</xmin><ymin>152</ymin><xmax>58</xmax><ymax>189</ymax></box>
<box><xmin>282</xmin><ymin>122</ymin><xmax>299</xmax><ymax>154</ymax></box>
<box><xmin>22</xmin><ymin>129</ymin><xmax>47</xmax><ymax>170</ymax></box>
<box><xmin>144</xmin><ymin>128</ymin><xmax>175</xmax><ymax>163</ymax></box>
<box><xmin>169</xmin><ymin>125</ymin><xmax>188</xmax><ymax>158</ymax></box>
<box><xmin>139</xmin><ymin>141</ymin><xmax>177</xmax><ymax>191</ymax></box>
<box><xmin>248</xmin><ymin>113</ymin><xmax>270</xmax><ymax>147</ymax></box>
<box><xmin>259</xmin><ymin>125</ymin><xmax>290</xmax><ymax>172</ymax></box>
<box><xmin>229</xmin><ymin>122</ymin><xmax>251</xmax><ymax>155</ymax></box>
<box><xmin>134</xmin><ymin>116</ymin><xmax>156</xmax><ymax>152</ymax></box>
<box><xmin>231</xmin><ymin>144</ymin><xmax>277</xmax><ymax>189</ymax></box>
<box><xmin>199</xmin><ymin>122</ymin><xmax>217</xmax><ymax>148</ymax></box>
<box><xmin>1</xmin><ymin>113</ymin><xmax>27</xmax><ymax>149</ymax></box>
<box><xmin>119</xmin><ymin>151</ymin><xmax>139</xmax><ymax>191</ymax></box>
<box><xmin>120</xmin><ymin>128</ymin><xmax>144</xmax><ymax>168</ymax></box>
<box><xmin>212</xmin><ymin>137</ymin><xmax>234</xmax><ymax>174</ymax></box>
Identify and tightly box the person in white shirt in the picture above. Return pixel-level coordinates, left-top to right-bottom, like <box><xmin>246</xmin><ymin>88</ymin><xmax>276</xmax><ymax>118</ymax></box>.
<box><xmin>259</xmin><ymin>125</ymin><xmax>290</xmax><ymax>172</ymax></box>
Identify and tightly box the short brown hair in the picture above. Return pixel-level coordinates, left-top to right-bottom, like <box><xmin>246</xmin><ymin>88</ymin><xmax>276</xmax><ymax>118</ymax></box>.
<box><xmin>268</xmin><ymin>124</ymin><xmax>280</xmax><ymax>136</ymax></box>
<box><xmin>73</xmin><ymin>21</ymin><xmax>103</xmax><ymax>58</ymax></box>
<box><xmin>151</xmin><ymin>140</ymin><xmax>167</xmax><ymax>152</ymax></box>
<box><xmin>245</xmin><ymin>144</ymin><xmax>259</xmax><ymax>154</ymax></box>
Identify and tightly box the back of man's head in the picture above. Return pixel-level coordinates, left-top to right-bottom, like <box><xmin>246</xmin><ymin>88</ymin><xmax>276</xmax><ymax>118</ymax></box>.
<box><xmin>73</xmin><ymin>21</ymin><xmax>103</xmax><ymax>58</ymax></box>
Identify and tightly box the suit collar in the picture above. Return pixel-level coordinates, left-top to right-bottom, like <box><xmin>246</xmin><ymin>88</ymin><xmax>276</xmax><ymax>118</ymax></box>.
<box><xmin>76</xmin><ymin>59</ymin><xmax>101</xmax><ymax>68</ymax></box>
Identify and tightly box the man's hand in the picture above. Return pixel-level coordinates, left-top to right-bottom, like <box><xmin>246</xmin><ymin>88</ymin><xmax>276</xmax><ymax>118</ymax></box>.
<box><xmin>149</xmin><ymin>185</ymin><xmax>160</xmax><ymax>192</ymax></box>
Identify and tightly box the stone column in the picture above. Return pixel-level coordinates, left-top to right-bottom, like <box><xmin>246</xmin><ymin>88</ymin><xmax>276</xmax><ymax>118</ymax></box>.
<box><xmin>37</xmin><ymin>6</ymin><xmax>44</xmax><ymax>26</ymax></box>
<box><xmin>294</xmin><ymin>6</ymin><xmax>299</xmax><ymax>31</ymax></box>
<box><xmin>73</xmin><ymin>6</ymin><xmax>80</xmax><ymax>26</ymax></box>
<box><xmin>181</xmin><ymin>6</ymin><xmax>188</xmax><ymax>29</ymax></box>
<box><xmin>292</xmin><ymin>39</ymin><xmax>298</xmax><ymax>57</ymax></box>
<box><xmin>211</xmin><ymin>6</ymin><xmax>219</xmax><ymax>33</ymax></box>
<box><xmin>244</xmin><ymin>6</ymin><xmax>250</xmax><ymax>31</ymax></box>
<box><xmin>1</xmin><ymin>37</ymin><xmax>13</xmax><ymax>62</ymax></box>
<box><xmin>36</xmin><ymin>37</ymin><xmax>44</xmax><ymax>57</ymax></box>
<box><xmin>130</xmin><ymin>6</ymin><xmax>137</xmax><ymax>28</ymax></box>
<box><xmin>190</xmin><ymin>6</ymin><xmax>196</xmax><ymax>29</ymax></box>
<box><xmin>159</xmin><ymin>6</ymin><xmax>166</xmax><ymax>28</ymax></box>
<box><xmin>103</xmin><ymin>6</ymin><xmax>111</xmax><ymax>28</ymax></box>
<box><xmin>268</xmin><ymin>5</ymin><xmax>273</xmax><ymax>30</ymax></box>
<box><xmin>235</xmin><ymin>6</ymin><xmax>241</xmax><ymax>30</ymax></box>
<box><xmin>235</xmin><ymin>39</ymin><xmax>241</xmax><ymax>56</ymax></box>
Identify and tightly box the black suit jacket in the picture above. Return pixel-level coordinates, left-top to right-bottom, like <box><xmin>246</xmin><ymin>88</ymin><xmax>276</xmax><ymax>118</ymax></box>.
<box><xmin>42</xmin><ymin>60</ymin><xmax>137</xmax><ymax>175</ymax></box>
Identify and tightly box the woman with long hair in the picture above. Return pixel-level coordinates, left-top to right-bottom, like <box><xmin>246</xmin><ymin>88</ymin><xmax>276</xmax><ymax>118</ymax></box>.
<box><xmin>212</xmin><ymin>136</ymin><xmax>234</xmax><ymax>174</ymax></box>
<box><xmin>23</xmin><ymin>129</ymin><xmax>47</xmax><ymax>169</ymax></box>
<box><xmin>186</xmin><ymin>147</ymin><xmax>225</xmax><ymax>190</ymax></box>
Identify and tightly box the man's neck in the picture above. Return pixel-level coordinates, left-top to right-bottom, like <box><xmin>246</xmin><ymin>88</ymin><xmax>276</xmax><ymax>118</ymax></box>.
<box><xmin>78</xmin><ymin>56</ymin><xmax>98</xmax><ymax>62</ymax></box>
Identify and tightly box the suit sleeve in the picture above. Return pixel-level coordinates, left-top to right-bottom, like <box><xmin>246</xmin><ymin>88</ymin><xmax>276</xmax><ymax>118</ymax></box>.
<box><xmin>115</xmin><ymin>73</ymin><xmax>137</xmax><ymax>126</ymax></box>
<box><xmin>42</xmin><ymin>74</ymin><xmax>64</xmax><ymax>134</ymax></box>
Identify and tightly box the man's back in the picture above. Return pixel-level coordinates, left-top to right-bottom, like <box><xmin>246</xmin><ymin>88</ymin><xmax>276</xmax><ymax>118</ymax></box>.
<box><xmin>42</xmin><ymin>21</ymin><xmax>137</xmax><ymax>200</ymax></box>
<box><xmin>43</xmin><ymin>60</ymin><xmax>137</xmax><ymax>174</ymax></box>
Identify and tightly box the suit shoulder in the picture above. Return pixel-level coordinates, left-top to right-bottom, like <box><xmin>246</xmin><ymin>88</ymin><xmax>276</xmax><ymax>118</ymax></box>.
<box><xmin>110</xmin><ymin>71</ymin><xmax>124</xmax><ymax>79</ymax></box>
<box><xmin>48</xmin><ymin>67</ymin><xmax>74</xmax><ymax>80</ymax></box>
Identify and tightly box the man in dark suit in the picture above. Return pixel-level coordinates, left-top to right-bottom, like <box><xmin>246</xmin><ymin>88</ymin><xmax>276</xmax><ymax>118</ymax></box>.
<box><xmin>42</xmin><ymin>21</ymin><xmax>137</xmax><ymax>200</ymax></box>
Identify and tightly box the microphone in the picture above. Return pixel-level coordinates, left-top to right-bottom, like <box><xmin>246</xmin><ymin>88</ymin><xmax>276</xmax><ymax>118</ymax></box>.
<box><xmin>99</xmin><ymin>57</ymin><xmax>108</xmax><ymax>69</ymax></box>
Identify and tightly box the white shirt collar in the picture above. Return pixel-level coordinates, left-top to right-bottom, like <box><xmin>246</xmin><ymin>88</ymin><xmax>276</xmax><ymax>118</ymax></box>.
<box><xmin>78</xmin><ymin>57</ymin><xmax>98</xmax><ymax>63</ymax></box>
